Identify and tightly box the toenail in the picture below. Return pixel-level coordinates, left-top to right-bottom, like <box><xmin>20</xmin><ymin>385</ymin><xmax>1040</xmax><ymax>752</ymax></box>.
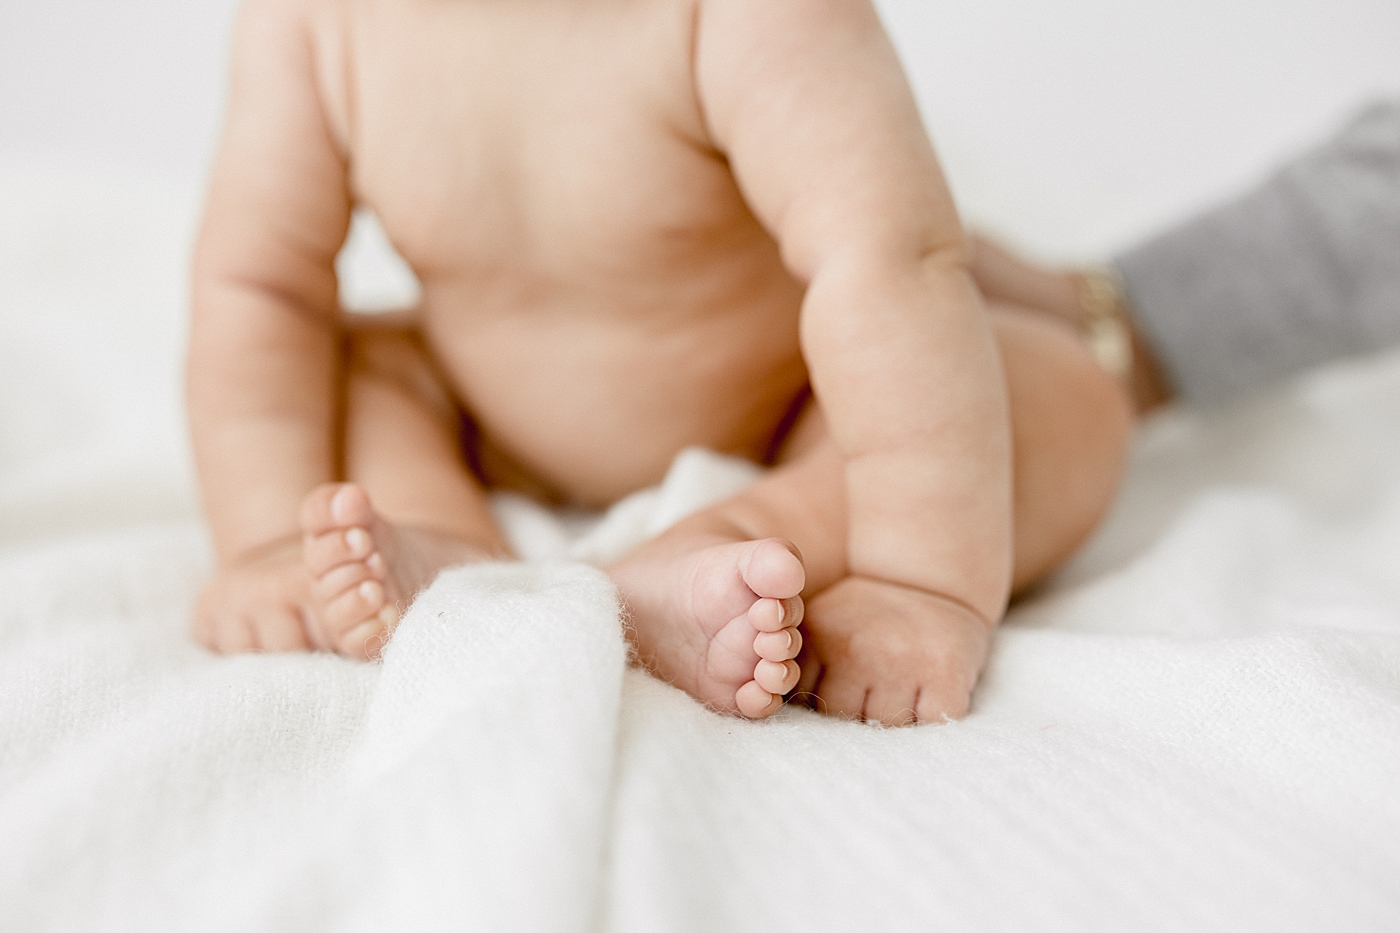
<box><xmin>346</xmin><ymin>620</ymin><xmax>384</xmax><ymax>654</ymax></box>
<box><xmin>331</xmin><ymin>488</ymin><xmax>351</xmax><ymax>523</ymax></box>
<box><xmin>358</xmin><ymin>581</ymin><xmax>381</xmax><ymax>603</ymax></box>
<box><xmin>346</xmin><ymin>527</ymin><xmax>370</xmax><ymax>553</ymax></box>
<box><xmin>754</xmin><ymin>598</ymin><xmax>781</xmax><ymax>628</ymax></box>
<box><xmin>366</xmin><ymin>552</ymin><xmax>385</xmax><ymax>573</ymax></box>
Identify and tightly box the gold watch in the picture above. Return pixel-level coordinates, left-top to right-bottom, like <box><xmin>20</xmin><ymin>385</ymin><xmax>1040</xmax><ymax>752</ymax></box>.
<box><xmin>1073</xmin><ymin>267</ymin><xmax>1134</xmax><ymax>383</ymax></box>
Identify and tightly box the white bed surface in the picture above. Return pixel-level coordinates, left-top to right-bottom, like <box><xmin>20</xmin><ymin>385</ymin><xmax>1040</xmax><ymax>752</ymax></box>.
<box><xmin>4</xmin><ymin>0</ymin><xmax>1400</xmax><ymax>928</ymax></box>
<box><xmin>3</xmin><ymin>166</ymin><xmax>1400</xmax><ymax>931</ymax></box>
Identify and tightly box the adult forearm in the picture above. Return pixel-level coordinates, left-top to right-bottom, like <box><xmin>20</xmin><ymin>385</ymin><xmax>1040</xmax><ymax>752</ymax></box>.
<box><xmin>1115</xmin><ymin>99</ymin><xmax>1400</xmax><ymax>408</ymax></box>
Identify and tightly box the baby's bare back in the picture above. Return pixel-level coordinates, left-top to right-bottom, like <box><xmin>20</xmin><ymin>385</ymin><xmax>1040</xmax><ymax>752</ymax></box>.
<box><xmin>317</xmin><ymin>0</ymin><xmax>810</xmax><ymax>504</ymax></box>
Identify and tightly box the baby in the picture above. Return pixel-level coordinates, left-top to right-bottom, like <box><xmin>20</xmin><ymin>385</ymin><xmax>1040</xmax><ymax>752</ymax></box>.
<box><xmin>188</xmin><ymin>0</ymin><xmax>1131</xmax><ymax>725</ymax></box>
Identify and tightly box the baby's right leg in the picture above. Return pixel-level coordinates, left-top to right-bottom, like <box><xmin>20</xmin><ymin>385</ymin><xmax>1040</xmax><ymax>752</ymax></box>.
<box><xmin>301</xmin><ymin>323</ymin><xmax>512</xmax><ymax>658</ymax></box>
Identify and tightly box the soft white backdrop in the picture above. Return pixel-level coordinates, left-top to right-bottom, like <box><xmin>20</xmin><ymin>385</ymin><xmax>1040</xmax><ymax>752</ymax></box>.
<box><xmin>3</xmin><ymin>0</ymin><xmax>1398</xmax><ymax>255</ymax></box>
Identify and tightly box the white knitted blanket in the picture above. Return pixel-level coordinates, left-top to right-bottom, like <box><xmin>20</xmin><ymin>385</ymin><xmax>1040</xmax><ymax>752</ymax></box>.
<box><xmin>2</xmin><ymin>166</ymin><xmax>1398</xmax><ymax>933</ymax></box>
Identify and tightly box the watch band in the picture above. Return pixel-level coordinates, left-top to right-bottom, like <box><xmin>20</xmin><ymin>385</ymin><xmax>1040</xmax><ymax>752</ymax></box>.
<box><xmin>1073</xmin><ymin>267</ymin><xmax>1134</xmax><ymax>383</ymax></box>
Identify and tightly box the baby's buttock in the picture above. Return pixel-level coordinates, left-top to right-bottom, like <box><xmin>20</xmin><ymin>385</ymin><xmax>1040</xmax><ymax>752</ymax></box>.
<box><xmin>421</xmin><ymin>301</ymin><xmax>810</xmax><ymax>508</ymax></box>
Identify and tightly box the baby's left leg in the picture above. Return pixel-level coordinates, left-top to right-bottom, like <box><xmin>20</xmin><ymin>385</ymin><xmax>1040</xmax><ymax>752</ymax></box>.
<box><xmin>609</xmin><ymin>306</ymin><xmax>1132</xmax><ymax>724</ymax></box>
<box><xmin>299</xmin><ymin>323</ymin><xmax>514</xmax><ymax>657</ymax></box>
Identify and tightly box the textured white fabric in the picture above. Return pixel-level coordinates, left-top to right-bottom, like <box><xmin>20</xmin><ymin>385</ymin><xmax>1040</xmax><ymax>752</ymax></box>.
<box><xmin>3</xmin><ymin>167</ymin><xmax>1400</xmax><ymax>933</ymax></box>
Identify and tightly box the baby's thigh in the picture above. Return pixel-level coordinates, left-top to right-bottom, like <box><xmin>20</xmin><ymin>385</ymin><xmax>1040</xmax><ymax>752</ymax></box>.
<box><xmin>989</xmin><ymin>304</ymin><xmax>1133</xmax><ymax>588</ymax></box>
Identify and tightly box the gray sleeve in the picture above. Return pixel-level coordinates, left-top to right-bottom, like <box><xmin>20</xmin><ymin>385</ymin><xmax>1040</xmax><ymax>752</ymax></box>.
<box><xmin>1113</xmin><ymin>98</ymin><xmax>1400</xmax><ymax>408</ymax></box>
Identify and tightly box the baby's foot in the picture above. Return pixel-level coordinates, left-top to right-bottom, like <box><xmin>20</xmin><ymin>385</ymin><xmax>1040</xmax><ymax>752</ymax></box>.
<box><xmin>609</xmin><ymin>535</ymin><xmax>806</xmax><ymax>718</ymax></box>
<box><xmin>792</xmin><ymin>575</ymin><xmax>993</xmax><ymax>726</ymax></box>
<box><xmin>299</xmin><ymin>483</ymin><xmax>492</xmax><ymax>659</ymax></box>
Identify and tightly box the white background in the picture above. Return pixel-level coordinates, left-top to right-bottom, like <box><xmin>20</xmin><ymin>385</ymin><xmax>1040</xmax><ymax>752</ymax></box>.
<box><xmin>1</xmin><ymin>0</ymin><xmax>1397</xmax><ymax>258</ymax></box>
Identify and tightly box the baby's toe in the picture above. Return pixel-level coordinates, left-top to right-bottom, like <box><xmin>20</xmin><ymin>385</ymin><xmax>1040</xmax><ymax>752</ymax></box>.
<box><xmin>753</xmin><ymin>658</ymin><xmax>799</xmax><ymax>695</ymax></box>
<box><xmin>304</xmin><ymin>526</ymin><xmax>374</xmax><ymax>577</ymax></box>
<box><xmin>813</xmin><ymin>673</ymin><xmax>866</xmax><ymax>721</ymax></box>
<box><xmin>739</xmin><ymin>538</ymin><xmax>805</xmax><ymax>602</ymax></box>
<box><xmin>324</xmin><ymin>580</ymin><xmax>388</xmax><ymax>645</ymax></box>
<box><xmin>312</xmin><ymin>559</ymin><xmax>380</xmax><ymax>605</ymax></box>
<box><xmin>863</xmin><ymin>689</ymin><xmax>919</xmax><ymax>727</ymax></box>
<box><xmin>340</xmin><ymin>607</ymin><xmax>396</xmax><ymax>660</ymax></box>
<box><xmin>299</xmin><ymin>483</ymin><xmax>375</xmax><ymax>536</ymax></box>
<box><xmin>747</xmin><ymin>595</ymin><xmax>803</xmax><ymax>633</ymax></box>
<box><xmin>735</xmin><ymin>680</ymin><xmax>783</xmax><ymax>719</ymax></box>
<box><xmin>914</xmin><ymin>684</ymin><xmax>972</xmax><ymax>724</ymax></box>
<box><xmin>300</xmin><ymin>483</ymin><xmax>346</xmax><ymax>535</ymax></box>
<box><xmin>753</xmin><ymin>625</ymin><xmax>802</xmax><ymax>662</ymax></box>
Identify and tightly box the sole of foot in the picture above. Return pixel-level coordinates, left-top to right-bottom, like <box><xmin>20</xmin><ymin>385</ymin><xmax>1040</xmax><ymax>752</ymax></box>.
<box><xmin>300</xmin><ymin>483</ymin><xmax>489</xmax><ymax>660</ymax></box>
<box><xmin>300</xmin><ymin>484</ymin><xmax>404</xmax><ymax>659</ymax></box>
<box><xmin>612</xmin><ymin>535</ymin><xmax>807</xmax><ymax>719</ymax></box>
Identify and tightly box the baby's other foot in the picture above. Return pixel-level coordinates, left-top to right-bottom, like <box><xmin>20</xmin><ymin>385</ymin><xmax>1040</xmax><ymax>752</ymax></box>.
<box><xmin>792</xmin><ymin>575</ymin><xmax>993</xmax><ymax>726</ymax></box>
<box><xmin>610</xmin><ymin>535</ymin><xmax>806</xmax><ymax>718</ymax></box>
<box><xmin>299</xmin><ymin>483</ymin><xmax>492</xmax><ymax>659</ymax></box>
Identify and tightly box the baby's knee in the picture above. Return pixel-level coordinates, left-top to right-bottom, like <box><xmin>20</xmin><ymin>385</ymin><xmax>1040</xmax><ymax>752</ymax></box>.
<box><xmin>1038</xmin><ymin>328</ymin><xmax>1134</xmax><ymax>527</ymax></box>
<box><xmin>997</xmin><ymin>309</ymin><xmax>1135</xmax><ymax>589</ymax></box>
<box><xmin>1063</xmin><ymin>336</ymin><xmax>1135</xmax><ymax>467</ymax></box>
<box><xmin>1004</xmin><ymin>309</ymin><xmax>1134</xmax><ymax>476</ymax></box>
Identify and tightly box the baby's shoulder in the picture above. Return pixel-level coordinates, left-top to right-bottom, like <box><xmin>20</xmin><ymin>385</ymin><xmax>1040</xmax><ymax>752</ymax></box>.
<box><xmin>224</xmin><ymin>0</ymin><xmax>356</xmax><ymax>145</ymax></box>
<box><xmin>231</xmin><ymin>0</ymin><xmax>347</xmax><ymax>47</ymax></box>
